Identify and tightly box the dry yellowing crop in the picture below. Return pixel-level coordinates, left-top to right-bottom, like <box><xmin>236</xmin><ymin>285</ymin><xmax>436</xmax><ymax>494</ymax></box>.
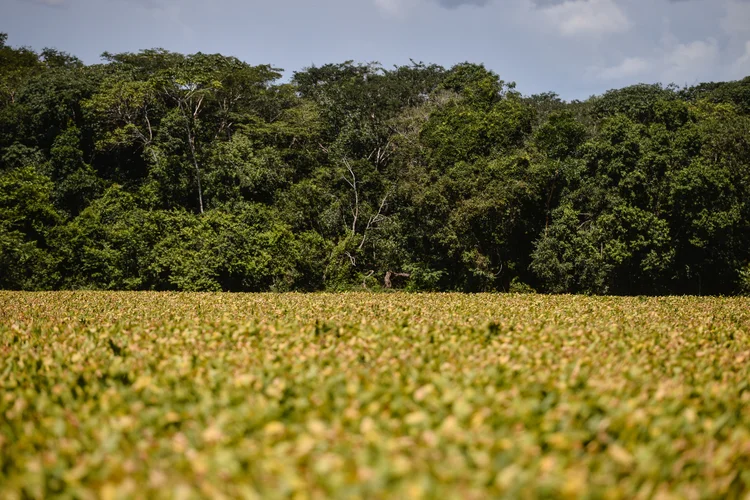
<box><xmin>1</xmin><ymin>292</ymin><xmax>749</xmax><ymax>498</ymax></box>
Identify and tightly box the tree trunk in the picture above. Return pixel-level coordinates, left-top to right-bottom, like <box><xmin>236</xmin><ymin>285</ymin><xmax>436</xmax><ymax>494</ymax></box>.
<box><xmin>384</xmin><ymin>271</ymin><xmax>410</xmax><ymax>289</ymax></box>
<box><xmin>180</xmin><ymin>106</ymin><xmax>204</xmax><ymax>214</ymax></box>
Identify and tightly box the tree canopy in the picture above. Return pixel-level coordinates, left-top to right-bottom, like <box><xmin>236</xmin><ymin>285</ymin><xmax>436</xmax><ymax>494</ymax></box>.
<box><xmin>1</xmin><ymin>33</ymin><xmax>749</xmax><ymax>294</ymax></box>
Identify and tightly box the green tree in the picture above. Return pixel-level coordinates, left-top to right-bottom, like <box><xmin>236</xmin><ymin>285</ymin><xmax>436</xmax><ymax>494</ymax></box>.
<box><xmin>0</xmin><ymin>165</ymin><xmax>61</xmax><ymax>289</ymax></box>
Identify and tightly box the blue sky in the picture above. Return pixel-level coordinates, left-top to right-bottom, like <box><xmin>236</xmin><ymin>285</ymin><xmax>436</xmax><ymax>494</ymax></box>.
<box><xmin>2</xmin><ymin>0</ymin><xmax>749</xmax><ymax>100</ymax></box>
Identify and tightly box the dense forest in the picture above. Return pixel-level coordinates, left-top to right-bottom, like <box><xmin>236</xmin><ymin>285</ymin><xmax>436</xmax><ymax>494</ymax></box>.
<box><xmin>1</xmin><ymin>33</ymin><xmax>749</xmax><ymax>294</ymax></box>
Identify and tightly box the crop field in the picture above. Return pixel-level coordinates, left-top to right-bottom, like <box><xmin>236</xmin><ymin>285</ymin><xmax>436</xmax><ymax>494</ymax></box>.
<box><xmin>1</xmin><ymin>292</ymin><xmax>749</xmax><ymax>499</ymax></box>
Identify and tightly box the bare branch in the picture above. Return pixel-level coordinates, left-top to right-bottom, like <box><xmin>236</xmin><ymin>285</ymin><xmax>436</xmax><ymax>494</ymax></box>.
<box><xmin>344</xmin><ymin>251</ymin><xmax>357</xmax><ymax>267</ymax></box>
<box><xmin>376</xmin><ymin>139</ymin><xmax>392</xmax><ymax>167</ymax></box>
<box><xmin>342</xmin><ymin>158</ymin><xmax>359</xmax><ymax>234</ymax></box>
<box><xmin>362</xmin><ymin>270</ymin><xmax>374</xmax><ymax>289</ymax></box>
<box><xmin>144</xmin><ymin>110</ymin><xmax>154</xmax><ymax>143</ymax></box>
<box><xmin>193</xmin><ymin>94</ymin><xmax>205</xmax><ymax>119</ymax></box>
<box><xmin>384</xmin><ymin>270</ymin><xmax>411</xmax><ymax>289</ymax></box>
<box><xmin>178</xmin><ymin>101</ymin><xmax>204</xmax><ymax>214</ymax></box>
<box><xmin>358</xmin><ymin>190</ymin><xmax>390</xmax><ymax>250</ymax></box>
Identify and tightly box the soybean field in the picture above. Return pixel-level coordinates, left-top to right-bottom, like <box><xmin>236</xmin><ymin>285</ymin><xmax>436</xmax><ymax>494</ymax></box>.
<box><xmin>1</xmin><ymin>292</ymin><xmax>749</xmax><ymax>498</ymax></box>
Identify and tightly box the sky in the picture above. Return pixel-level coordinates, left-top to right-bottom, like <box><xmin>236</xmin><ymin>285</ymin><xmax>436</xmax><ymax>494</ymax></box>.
<box><xmin>2</xmin><ymin>0</ymin><xmax>750</xmax><ymax>100</ymax></box>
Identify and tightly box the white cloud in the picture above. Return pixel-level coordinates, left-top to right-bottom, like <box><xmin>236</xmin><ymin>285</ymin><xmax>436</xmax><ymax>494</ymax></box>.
<box><xmin>539</xmin><ymin>0</ymin><xmax>631</xmax><ymax>37</ymax></box>
<box><xmin>718</xmin><ymin>0</ymin><xmax>750</xmax><ymax>80</ymax></box>
<box><xmin>373</xmin><ymin>0</ymin><xmax>419</xmax><ymax>17</ymax></box>
<box><xmin>374</xmin><ymin>0</ymin><xmax>403</xmax><ymax>16</ymax></box>
<box><xmin>591</xmin><ymin>35</ymin><xmax>722</xmax><ymax>85</ymax></box>
<box><xmin>373</xmin><ymin>0</ymin><xmax>489</xmax><ymax>16</ymax></box>
<box><xmin>662</xmin><ymin>37</ymin><xmax>719</xmax><ymax>84</ymax></box>
<box><xmin>731</xmin><ymin>40</ymin><xmax>750</xmax><ymax>77</ymax></box>
<box><xmin>596</xmin><ymin>56</ymin><xmax>650</xmax><ymax>80</ymax></box>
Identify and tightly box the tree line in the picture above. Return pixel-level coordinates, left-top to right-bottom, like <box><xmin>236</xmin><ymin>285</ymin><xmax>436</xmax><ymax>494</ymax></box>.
<box><xmin>2</xmin><ymin>33</ymin><xmax>749</xmax><ymax>294</ymax></box>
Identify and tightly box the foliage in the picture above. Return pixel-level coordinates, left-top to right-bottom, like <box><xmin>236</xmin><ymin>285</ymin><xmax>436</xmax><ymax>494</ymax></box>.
<box><xmin>1</xmin><ymin>32</ymin><xmax>750</xmax><ymax>294</ymax></box>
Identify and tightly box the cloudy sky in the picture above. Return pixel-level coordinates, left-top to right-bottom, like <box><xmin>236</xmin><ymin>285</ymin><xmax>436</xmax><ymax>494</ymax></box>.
<box><xmin>2</xmin><ymin>0</ymin><xmax>749</xmax><ymax>99</ymax></box>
